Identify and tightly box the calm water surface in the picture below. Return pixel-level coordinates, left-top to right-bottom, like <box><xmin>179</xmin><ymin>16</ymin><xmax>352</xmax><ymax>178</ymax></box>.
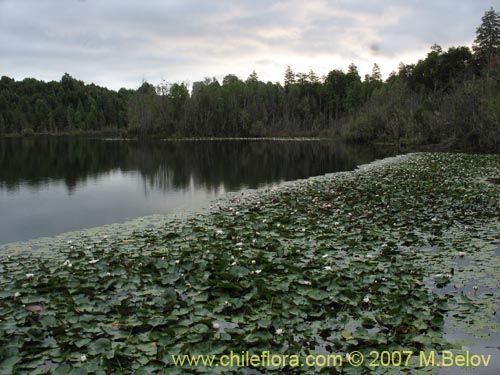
<box><xmin>0</xmin><ymin>137</ymin><xmax>400</xmax><ymax>244</ymax></box>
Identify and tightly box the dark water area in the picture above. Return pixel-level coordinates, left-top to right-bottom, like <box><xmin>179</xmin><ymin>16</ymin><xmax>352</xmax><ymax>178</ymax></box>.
<box><xmin>486</xmin><ymin>177</ymin><xmax>500</xmax><ymax>185</ymax></box>
<box><xmin>0</xmin><ymin>136</ymin><xmax>400</xmax><ymax>244</ymax></box>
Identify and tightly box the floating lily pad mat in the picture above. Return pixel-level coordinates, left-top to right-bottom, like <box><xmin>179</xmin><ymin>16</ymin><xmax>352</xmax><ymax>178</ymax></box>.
<box><xmin>0</xmin><ymin>152</ymin><xmax>499</xmax><ymax>374</ymax></box>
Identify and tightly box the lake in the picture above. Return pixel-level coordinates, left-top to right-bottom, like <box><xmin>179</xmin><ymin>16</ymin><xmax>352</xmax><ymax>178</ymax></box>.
<box><xmin>0</xmin><ymin>137</ymin><xmax>399</xmax><ymax>244</ymax></box>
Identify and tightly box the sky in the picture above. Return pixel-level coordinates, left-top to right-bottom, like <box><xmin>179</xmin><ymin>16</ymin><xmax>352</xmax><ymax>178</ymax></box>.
<box><xmin>0</xmin><ymin>0</ymin><xmax>495</xmax><ymax>90</ymax></box>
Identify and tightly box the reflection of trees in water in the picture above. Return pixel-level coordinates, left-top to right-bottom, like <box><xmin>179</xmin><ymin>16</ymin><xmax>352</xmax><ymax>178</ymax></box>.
<box><xmin>139</xmin><ymin>141</ymin><xmax>371</xmax><ymax>193</ymax></box>
<box><xmin>0</xmin><ymin>137</ymin><xmax>131</xmax><ymax>193</ymax></box>
<box><xmin>0</xmin><ymin>137</ymin><xmax>397</xmax><ymax>194</ymax></box>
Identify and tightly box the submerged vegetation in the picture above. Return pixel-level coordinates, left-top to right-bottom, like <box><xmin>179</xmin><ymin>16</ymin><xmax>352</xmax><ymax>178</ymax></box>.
<box><xmin>0</xmin><ymin>153</ymin><xmax>499</xmax><ymax>374</ymax></box>
<box><xmin>1</xmin><ymin>8</ymin><xmax>499</xmax><ymax>151</ymax></box>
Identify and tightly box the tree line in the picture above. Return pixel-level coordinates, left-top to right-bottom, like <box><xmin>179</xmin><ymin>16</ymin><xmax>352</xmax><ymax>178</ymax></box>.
<box><xmin>0</xmin><ymin>7</ymin><xmax>499</xmax><ymax>150</ymax></box>
<box><xmin>0</xmin><ymin>73</ymin><xmax>133</xmax><ymax>135</ymax></box>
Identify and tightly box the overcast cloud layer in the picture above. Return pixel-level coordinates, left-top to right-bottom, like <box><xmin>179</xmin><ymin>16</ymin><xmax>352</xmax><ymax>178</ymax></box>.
<box><xmin>0</xmin><ymin>0</ymin><xmax>494</xmax><ymax>90</ymax></box>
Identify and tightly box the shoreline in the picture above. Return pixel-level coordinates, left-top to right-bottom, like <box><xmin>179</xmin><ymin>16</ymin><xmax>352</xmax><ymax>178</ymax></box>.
<box><xmin>0</xmin><ymin>153</ymin><xmax>413</xmax><ymax>253</ymax></box>
<box><xmin>3</xmin><ymin>133</ymin><xmax>492</xmax><ymax>154</ymax></box>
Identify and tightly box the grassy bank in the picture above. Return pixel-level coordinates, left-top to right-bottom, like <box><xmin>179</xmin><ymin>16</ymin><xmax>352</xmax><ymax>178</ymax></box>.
<box><xmin>0</xmin><ymin>153</ymin><xmax>499</xmax><ymax>374</ymax></box>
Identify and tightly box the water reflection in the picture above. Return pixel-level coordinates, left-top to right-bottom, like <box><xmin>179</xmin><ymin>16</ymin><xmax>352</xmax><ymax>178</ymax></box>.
<box><xmin>0</xmin><ymin>137</ymin><xmax>399</xmax><ymax>243</ymax></box>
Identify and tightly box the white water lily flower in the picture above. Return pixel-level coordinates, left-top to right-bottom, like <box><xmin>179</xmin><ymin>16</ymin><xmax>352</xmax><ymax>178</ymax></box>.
<box><xmin>322</xmin><ymin>254</ymin><xmax>328</xmax><ymax>258</ymax></box>
<box><xmin>103</xmin><ymin>235</ymin><xmax>108</xmax><ymax>239</ymax></box>
<box><xmin>324</xmin><ymin>266</ymin><xmax>332</xmax><ymax>271</ymax></box>
<box><xmin>175</xmin><ymin>260</ymin><xmax>180</xmax><ymax>264</ymax></box>
<box><xmin>235</xmin><ymin>242</ymin><xmax>243</xmax><ymax>247</ymax></box>
<box><xmin>303</xmin><ymin>280</ymin><xmax>312</xmax><ymax>285</ymax></box>
<box><xmin>80</xmin><ymin>354</ymin><xmax>87</xmax><ymax>362</ymax></box>
<box><xmin>67</xmin><ymin>240</ymin><xmax>73</xmax><ymax>244</ymax></box>
<box><xmin>458</xmin><ymin>252</ymin><xmax>465</xmax><ymax>258</ymax></box>
<box><xmin>14</xmin><ymin>292</ymin><xmax>21</xmax><ymax>298</ymax></box>
<box><xmin>251</xmin><ymin>260</ymin><xmax>256</xmax><ymax>264</ymax></box>
<box><xmin>63</xmin><ymin>259</ymin><xmax>72</xmax><ymax>267</ymax></box>
<box><xmin>88</xmin><ymin>259</ymin><xmax>100</xmax><ymax>264</ymax></box>
<box><xmin>86</xmin><ymin>246</ymin><xmax>92</xmax><ymax>250</ymax></box>
<box><xmin>105</xmin><ymin>272</ymin><xmax>112</xmax><ymax>277</ymax></box>
<box><xmin>255</xmin><ymin>269</ymin><xmax>262</xmax><ymax>274</ymax></box>
<box><xmin>363</xmin><ymin>296</ymin><xmax>371</xmax><ymax>304</ymax></box>
<box><xmin>224</xmin><ymin>300</ymin><xmax>229</xmax><ymax>305</ymax></box>
<box><xmin>212</xmin><ymin>322</ymin><xmax>220</xmax><ymax>330</ymax></box>
<box><xmin>230</xmin><ymin>261</ymin><xmax>237</xmax><ymax>266</ymax></box>
<box><xmin>25</xmin><ymin>273</ymin><xmax>34</xmax><ymax>279</ymax></box>
<box><xmin>275</xmin><ymin>328</ymin><xmax>283</xmax><ymax>335</ymax></box>
<box><xmin>216</xmin><ymin>230</ymin><xmax>224</xmax><ymax>235</ymax></box>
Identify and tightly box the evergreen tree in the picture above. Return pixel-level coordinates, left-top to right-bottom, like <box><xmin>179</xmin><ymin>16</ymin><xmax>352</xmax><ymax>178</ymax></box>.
<box><xmin>284</xmin><ymin>66</ymin><xmax>295</xmax><ymax>86</ymax></box>
<box><xmin>308</xmin><ymin>69</ymin><xmax>320</xmax><ymax>84</ymax></box>
<box><xmin>370</xmin><ymin>63</ymin><xmax>383</xmax><ymax>82</ymax></box>
<box><xmin>472</xmin><ymin>7</ymin><xmax>500</xmax><ymax>69</ymax></box>
<box><xmin>246</xmin><ymin>70</ymin><xmax>259</xmax><ymax>83</ymax></box>
<box><xmin>296</xmin><ymin>72</ymin><xmax>308</xmax><ymax>85</ymax></box>
<box><xmin>347</xmin><ymin>63</ymin><xmax>360</xmax><ymax>79</ymax></box>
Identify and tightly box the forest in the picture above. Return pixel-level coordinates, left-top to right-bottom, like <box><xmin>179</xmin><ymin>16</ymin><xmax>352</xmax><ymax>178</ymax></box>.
<box><xmin>0</xmin><ymin>7</ymin><xmax>498</xmax><ymax>151</ymax></box>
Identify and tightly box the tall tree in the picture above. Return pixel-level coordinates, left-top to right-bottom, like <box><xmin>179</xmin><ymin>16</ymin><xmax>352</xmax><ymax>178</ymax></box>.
<box><xmin>296</xmin><ymin>72</ymin><xmax>309</xmax><ymax>85</ymax></box>
<box><xmin>370</xmin><ymin>63</ymin><xmax>383</xmax><ymax>82</ymax></box>
<box><xmin>308</xmin><ymin>69</ymin><xmax>320</xmax><ymax>84</ymax></box>
<box><xmin>284</xmin><ymin>66</ymin><xmax>296</xmax><ymax>86</ymax></box>
<box><xmin>246</xmin><ymin>70</ymin><xmax>259</xmax><ymax>84</ymax></box>
<box><xmin>347</xmin><ymin>63</ymin><xmax>360</xmax><ymax>80</ymax></box>
<box><xmin>472</xmin><ymin>7</ymin><xmax>500</xmax><ymax>70</ymax></box>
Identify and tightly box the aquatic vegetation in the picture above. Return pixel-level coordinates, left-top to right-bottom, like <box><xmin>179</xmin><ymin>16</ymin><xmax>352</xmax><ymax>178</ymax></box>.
<box><xmin>0</xmin><ymin>153</ymin><xmax>499</xmax><ymax>374</ymax></box>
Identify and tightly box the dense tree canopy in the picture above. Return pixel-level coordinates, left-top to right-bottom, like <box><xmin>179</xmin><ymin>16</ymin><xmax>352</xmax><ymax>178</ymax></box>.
<box><xmin>0</xmin><ymin>74</ymin><xmax>133</xmax><ymax>135</ymax></box>
<box><xmin>0</xmin><ymin>7</ymin><xmax>498</xmax><ymax>151</ymax></box>
<box><xmin>473</xmin><ymin>7</ymin><xmax>500</xmax><ymax>70</ymax></box>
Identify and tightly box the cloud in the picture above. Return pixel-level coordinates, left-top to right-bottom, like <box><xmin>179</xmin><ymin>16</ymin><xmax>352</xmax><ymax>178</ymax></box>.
<box><xmin>0</xmin><ymin>0</ymin><xmax>493</xmax><ymax>89</ymax></box>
